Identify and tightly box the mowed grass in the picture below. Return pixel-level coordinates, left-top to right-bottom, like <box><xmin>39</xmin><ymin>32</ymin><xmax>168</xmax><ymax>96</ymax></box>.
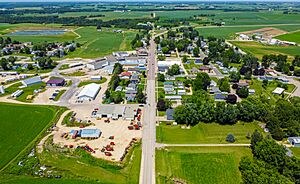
<box><xmin>78</xmin><ymin>78</ymin><xmax>107</xmax><ymax>87</ymax></box>
<box><xmin>156</xmin><ymin>122</ymin><xmax>263</xmax><ymax>144</ymax></box>
<box><xmin>0</xmin><ymin>103</ymin><xmax>58</xmax><ymax>170</ymax></box>
<box><xmin>156</xmin><ymin>146</ymin><xmax>252</xmax><ymax>184</ymax></box>
<box><xmin>231</xmin><ymin>41</ymin><xmax>300</xmax><ymax>59</ymax></box>
<box><xmin>291</xmin><ymin>147</ymin><xmax>300</xmax><ymax>160</ymax></box>
<box><xmin>276</xmin><ymin>30</ymin><xmax>300</xmax><ymax>44</ymax></box>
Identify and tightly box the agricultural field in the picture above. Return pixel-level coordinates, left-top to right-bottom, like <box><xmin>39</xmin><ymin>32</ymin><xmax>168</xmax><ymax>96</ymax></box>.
<box><xmin>0</xmin><ymin>103</ymin><xmax>61</xmax><ymax>170</ymax></box>
<box><xmin>231</xmin><ymin>41</ymin><xmax>300</xmax><ymax>59</ymax></box>
<box><xmin>0</xmin><ymin>176</ymin><xmax>101</xmax><ymax>184</ymax></box>
<box><xmin>156</xmin><ymin>122</ymin><xmax>264</xmax><ymax>144</ymax></box>
<box><xmin>156</xmin><ymin>146</ymin><xmax>252</xmax><ymax>184</ymax></box>
<box><xmin>66</xmin><ymin>27</ymin><xmax>136</xmax><ymax>58</ymax></box>
<box><xmin>197</xmin><ymin>25</ymin><xmax>300</xmax><ymax>39</ymax></box>
<box><xmin>276</xmin><ymin>30</ymin><xmax>300</xmax><ymax>44</ymax></box>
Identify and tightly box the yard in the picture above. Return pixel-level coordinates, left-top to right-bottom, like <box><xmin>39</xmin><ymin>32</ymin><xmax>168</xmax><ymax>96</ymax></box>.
<box><xmin>291</xmin><ymin>147</ymin><xmax>300</xmax><ymax>160</ymax></box>
<box><xmin>156</xmin><ymin>122</ymin><xmax>264</xmax><ymax>144</ymax></box>
<box><xmin>78</xmin><ymin>78</ymin><xmax>107</xmax><ymax>87</ymax></box>
<box><xmin>156</xmin><ymin>146</ymin><xmax>252</xmax><ymax>184</ymax></box>
<box><xmin>0</xmin><ymin>103</ymin><xmax>62</xmax><ymax>170</ymax></box>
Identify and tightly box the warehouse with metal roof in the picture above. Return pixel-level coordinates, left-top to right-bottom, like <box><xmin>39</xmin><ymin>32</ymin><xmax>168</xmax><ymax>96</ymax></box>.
<box><xmin>77</xmin><ymin>83</ymin><xmax>101</xmax><ymax>101</ymax></box>
<box><xmin>21</xmin><ymin>76</ymin><xmax>42</xmax><ymax>87</ymax></box>
<box><xmin>95</xmin><ymin>105</ymin><xmax>126</xmax><ymax>119</ymax></box>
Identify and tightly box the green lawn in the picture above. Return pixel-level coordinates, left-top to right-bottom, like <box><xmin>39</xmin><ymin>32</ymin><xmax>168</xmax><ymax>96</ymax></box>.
<box><xmin>231</xmin><ymin>41</ymin><xmax>300</xmax><ymax>59</ymax></box>
<box><xmin>0</xmin><ymin>103</ymin><xmax>60</xmax><ymax>170</ymax></box>
<box><xmin>61</xmin><ymin>71</ymin><xmax>86</xmax><ymax>76</ymax></box>
<box><xmin>0</xmin><ymin>82</ymin><xmax>46</xmax><ymax>103</ymax></box>
<box><xmin>53</xmin><ymin>90</ymin><xmax>66</xmax><ymax>101</ymax></box>
<box><xmin>156</xmin><ymin>146</ymin><xmax>252</xmax><ymax>184</ymax></box>
<box><xmin>156</xmin><ymin>122</ymin><xmax>263</xmax><ymax>144</ymax></box>
<box><xmin>276</xmin><ymin>30</ymin><xmax>300</xmax><ymax>44</ymax></box>
<box><xmin>0</xmin><ymin>176</ymin><xmax>101</xmax><ymax>184</ymax></box>
<box><xmin>78</xmin><ymin>78</ymin><xmax>107</xmax><ymax>87</ymax></box>
<box><xmin>291</xmin><ymin>147</ymin><xmax>300</xmax><ymax>160</ymax></box>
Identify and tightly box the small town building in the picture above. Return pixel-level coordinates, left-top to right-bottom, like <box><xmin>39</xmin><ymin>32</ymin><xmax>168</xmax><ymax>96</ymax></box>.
<box><xmin>0</xmin><ymin>85</ymin><xmax>4</xmax><ymax>94</ymax></box>
<box><xmin>77</xmin><ymin>83</ymin><xmax>101</xmax><ymax>101</ymax></box>
<box><xmin>123</xmin><ymin>106</ymin><xmax>137</xmax><ymax>120</ymax></box>
<box><xmin>86</xmin><ymin>59</ymin><xmax>108</xmax><ymax>70</ymax></box>
<box><xmin>214</xmin><ymin>93</ymin><xmax>227</xmax><ymax>101</ymax></box>
<box><xmin>80</xmin><ymin>129</ymin><xmax>101</xmax><ymax>139</ymax></box>
<box><xmin>177</xmin><ymin>89</ymin><xmax>186</xmax><ymax>95</ymax></box>
<box><xmin>249</xmin><ymin>89</ymin><xmax>255</xmax><ymax>95</ymax></box>
<box><xmin>199</xmin><ymin>66</ymin><xmax>211</xmax><ymax>73</ymax></box>
<box><xmin>288</xmin><ymin>137</ymin><xmax>300</xmax><ymax>147</ymax></box>
<box><xmin>22</xmin><ymin>76</ymin><xmax>42</xmax><ymax>87</ymax></box>
<box><xmin>90</xmin><ymin>76</ymin><xmax>102</xmax><ymax>81</ymax></box>
<box><xmin>272</xmin><ymin>87</ymin><xmax>285</xmax><ymax>95</ymax></box>
<box><xmin>46</xmin><ymin>78</ymin><xmax>65</xmax><ymax>87</ymax></box>
<box><xmin>165</xmin><ymin>95</ymin><xmax>182</xmax><ymax>101</ymax></box>
<box><xmin>113</xmin><ymin>51</ymin><xmax>129</xmax><ymax>58</ymax></box>
<box><xmin>166</xmin><ymin>108</ymin><xmax>175</xmax><ymax>121</ymax></box>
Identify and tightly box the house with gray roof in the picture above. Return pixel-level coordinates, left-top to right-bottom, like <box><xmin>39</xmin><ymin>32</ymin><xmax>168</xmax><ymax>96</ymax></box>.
<box><xmin>21</xmin><ymin>76</ymin><xmax>42</xmax><ymax>87</ymax></box>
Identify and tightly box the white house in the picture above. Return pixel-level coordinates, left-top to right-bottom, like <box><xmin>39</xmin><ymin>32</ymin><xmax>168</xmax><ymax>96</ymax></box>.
<box><xmin>272</xmin><ymin>87</ymin><xmax>285</xmax><ymax>95</ymax></box>
<box><xmin>77</xmin><ymin>83</ymin><xmax>101</xmax><ymax>101</ymax></box>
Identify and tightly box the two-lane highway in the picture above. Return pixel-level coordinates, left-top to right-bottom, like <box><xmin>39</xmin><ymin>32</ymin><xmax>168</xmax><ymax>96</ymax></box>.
<box><xmin>140</xmin><ymin>38</ymin><xmax>157</xmax><ymax>184</ymax></box>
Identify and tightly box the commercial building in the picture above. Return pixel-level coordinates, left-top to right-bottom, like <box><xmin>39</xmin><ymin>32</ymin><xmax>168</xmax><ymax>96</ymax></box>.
<box><xmin>123</xmin><ymin>106</ymin><xmax>137</xmax><ymax>120</ymax></box>
<box><xmin>86</xmin><ymin>59</ymin><xmax>109</xmax><ymax>70</ymax></box>
<box><xmin>21</xmin><ymin>76</ymin><xmax>42</xmax><ymax>87</ymax></box>
<box><xmin>77</xmin><ymin>83</ymin><xmax>101</xmax><ymax>101</ymax></box>
<box><xmin>71</xmin><ymin>129</ymin><xmax>101</xmax><ymax>139</ymax></box>
<box><xmin>95</xmin><ymin>105</ymin><xmax>126</xmax><ymax>119</ymax></box>
<box><xmin>46</xmin><ymin>78</ymin><xmax>65</xmax><ymax>87</ymax></box>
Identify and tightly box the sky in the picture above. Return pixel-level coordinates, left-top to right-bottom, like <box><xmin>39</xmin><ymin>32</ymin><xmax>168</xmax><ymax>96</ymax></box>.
<box><xmin>1</xmin><ymin>0</ymin><xmax>300</xmax><ymax>2</ymax></box>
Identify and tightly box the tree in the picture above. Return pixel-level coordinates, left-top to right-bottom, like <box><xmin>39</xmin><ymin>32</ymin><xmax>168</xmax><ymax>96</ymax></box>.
<box><xmin>226</xmin><ymin>94</ymin><xmax>237</xmax><ymax>104</ymax></box>
<box><xmin>226</xmin><ymin>134</ymin><xmax>235</xmax><ymax>143</ymax></box>
<box><xmin>218</xmin><ymin>77</ymin><xmax>230</xmax><ymax>92</ymax></box>
<box><xmin>157</xmin><ymin>98</ymin><xmax>170</xmax><ymax>111</ymax></box>
<box><xmin>27</xmin><ymin>63</ymin><xmax>34</xmax><ymax>70</ymax></box>
<box><xmin>237</xmin><ymin>100</ymin><xmax>257</xmax><ymax>122</ymax></box>
<box><xmin>136</xmin><ymin>88</ymin><xmax>146</xmax><ymax>103</ymax></box>
<box><xmin>157</xmin><ymin>73</ymin><xmax>165</xmax><ymax>82</ymax></box>
<box><xmin>229</xmin><ymin>71</ymin><xmax>241</xmax><ymax>82</ymax></box>
<box><xmin>113</xmin><ymin>63</ymin><xmax>123</xmax><ymax>75</ymax></box>
<box><xmin>203</xmin><ymin>57</ymin><xmax>210</xmax><ymax>65</ymax></box>
<box><xmin>174</xmin><ymin>104</ymin><xmax>200</xmax><ymax>126</ymax></box>
<box><xmin>215</xmin><ymin>102</ymin><xmax>238</xmax><ymax>125</ymax></box>
<box><xmin>0</xmin><ymin>58</ymin><xmax>9</xmax><ymax>70</ymax></box>
<box><xmin>262</xmin><ymin>79</ymin><xmax>268</xmax><ymax>88</ymax></box>
<box><xmin>157</xmin><ymin>55</ymin><xmax>166</xmax><ymax>61</ymax></box>
<box><xmin>193</xmin><ymin>47</ymin><xmax>200</xmax><ymax>57</ymax></box>
<box><xmin>193</xmin><ymin>72</ymin><xmax>211</xmax><ymax>91</ymax></box>
<box><xmin>237</xmin><ymin>87</ymin><xmax>249</xmax><ymax>98</ymax></box>
<box><xmin>167</xmin><ymin>64</ymin><xmax>180</xmax><ymax>76</ymax></box>
<box><xmin>251</xmin><ymin>130</ymin><xmax>263</xmax><ymax>148</ymax></box>
<box><xmin>162</xmin><ymin>47</ymin><xmax>170</xmax><ymax>54</ymax></box>
<box><xmin>110</xmin><ymin>91</ymin><xmax>124</xmax><ymax>104</ymax></box>
<box><xmin>182</xmin><ymin>55</ymin><xmax>188</xmax><ymax>63</ymax></box>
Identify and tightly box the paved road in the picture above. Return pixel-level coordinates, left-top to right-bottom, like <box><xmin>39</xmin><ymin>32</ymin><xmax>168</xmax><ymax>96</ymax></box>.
<box><xmin>140</xmin><ymin>38</ymin><xmax>156</xmax><ymax>184</ymax></box>
<box><xmin>156</xmin><ymin>143</ymin><xmax>251</xmax><ymax>148</ymax></box>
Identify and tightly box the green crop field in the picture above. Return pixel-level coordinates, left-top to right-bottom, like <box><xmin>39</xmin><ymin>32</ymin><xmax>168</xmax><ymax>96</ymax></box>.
<box><xmin>276</xmin><ymin>30</ymin><xmax>300</xmax><ymax>44</ymax></box>
<box><xmin>66</xmin><ymin>27</ymin><xmax>136</xmax><ymax>58</ymax></box>
<box><xmin>156</xmin><ymin>146</ymin><xmax>252</xmax><ymax>184</ymax></box>
<box><xmin>231</xmin><ymin>41</ymin><xmax>300</xmax><ymax>59</ymax></box>
<box><xmin>156</xmin><ymin>122</ymin><xmax>263</xmax><ymax>144</ymax></box>
<box><xmin>0</xmin><ymin>103</ymin><xmax>60</xmax><ymax>170</ymax></box>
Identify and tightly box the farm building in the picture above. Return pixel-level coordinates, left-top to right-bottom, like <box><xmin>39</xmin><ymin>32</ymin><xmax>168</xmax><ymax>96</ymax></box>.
<box><xmin>78</xmin><ymin>129</ymin><xmax>101</xmax><ymax>139</ymax></box>
<box><xmin>95</xmin><ymin>105</ymin><xmax>126</xmax><ymax>119</ymax></box>
<box><xmin>86</xmin><ymin>59</ymin><xmax>109</xmax><ymax>70</ymax></box>
<box><xmin>288</xmin><ymin>137</ymin><xmax>300</xmax><ymax>147</ymax></box>
<box><xmin>123</xmin><ymin>106</ymin><xmax>137</xmax><ymax>120</ymax></box>
<box><xmin>21</xmin><ymin>76</ymin><xmax>42</xmax><ymax>87</ymax></box>
<box><xmin>166</xmin><ymin>108</ymin><xmax>175</xmax><ymax>121</ymax></box>
<box><xmin>77</xmin><ymin>83</ymin><xmax>101</xmax><ymax>101</ymax></box>
<box><xmin>272</xmin><ymin>87</ymin><xmax>285</xmax><ymax>95</ymax></box>
<box><xmin>0</xmin><ymin>85</ymin><xmax>4</xmax><ymax>94</ymax></box>
<box><xmin>46</xmin><ymin>78</ymin><xmax>65</xmax><ymax>87</ymax></box>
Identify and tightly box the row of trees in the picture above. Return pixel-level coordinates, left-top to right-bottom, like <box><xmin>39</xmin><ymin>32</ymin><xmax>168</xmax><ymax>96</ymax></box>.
<box><xmin>104</xmin><ymin>63</ymin><xmax>124</xmax><ymax>104</ymax></box>
<box><xmin>173</xmin><ymin>84</ymin><xmax>300</xmax><ymax>139</ymax></box>
<box><xmin>239</xmin><ymin>132</ymin><xmax>300</xmax><ymax>184</ymax></box>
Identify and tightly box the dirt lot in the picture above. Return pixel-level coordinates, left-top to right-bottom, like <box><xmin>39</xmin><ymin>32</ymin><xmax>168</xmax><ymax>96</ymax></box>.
<box><xmin>238</xmin><ymin>27</ymin><xmax>288</xmax><ymax>37</ymax></box>
<box><xmin>52</xmin><ymin>112</ymin><xmax>142</xmax><ymax>161</ymax></box>
<box><xmin>33</xmin><ymin>86</ymin><xmax>68</xmax><ymax>104</ymax></box>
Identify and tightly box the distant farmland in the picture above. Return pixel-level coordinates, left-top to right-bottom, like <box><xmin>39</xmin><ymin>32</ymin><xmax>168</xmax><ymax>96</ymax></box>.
<box><xmin>276</xmin><ymin>30</ymin><xmax>300</xmax><ymax>44</ymax></box>
<box><xmin>0</xmin><ymin>103</ymin><xmax>61</xmax><ymax>170</ymax></box>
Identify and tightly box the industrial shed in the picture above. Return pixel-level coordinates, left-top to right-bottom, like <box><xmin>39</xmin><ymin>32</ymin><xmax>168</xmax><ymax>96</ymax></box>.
<box><xmin>123</xmin><ymin>106</ymin><xmax>137</xmax><ymax>120</ymax></box>
<box><xmin>77</xmin><ymin>83</ymin><xmax>101</xmax><ymax>101</ymax></box>
<box><xmin>96</xmin><ymin>105</ymin><xmax>126</xmax><ymax>119</ymax></box>
<box><xmin>86</xmin><ymin>59</ymin><xmax>109</xmax><ymax>70</ymax></box>
<box><xmin>80</xmin><ymin>129</ymin><xmax>101</xmax><ymax>139</ymax></box>
<box><xmin>46</xmin><ymin>78</ymin><xmax>65</xmax><ymax>87</ymax></box>
<box><xmin>21</xmin><ymin>76</ymin><xmax>42</xmax><ymax>87</ymax></box>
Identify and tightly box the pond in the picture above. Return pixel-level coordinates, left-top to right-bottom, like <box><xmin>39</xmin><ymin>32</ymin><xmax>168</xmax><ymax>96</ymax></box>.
<box><xmin>8</xmin><ymin>29</ymin><xmax>68</xmax><ymax>36</ymax></box>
